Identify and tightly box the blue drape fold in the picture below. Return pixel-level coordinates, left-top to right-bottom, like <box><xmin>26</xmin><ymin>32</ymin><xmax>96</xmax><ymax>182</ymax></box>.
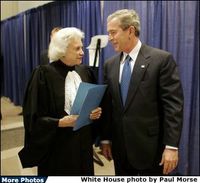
<box><xmin>1</xmin><ymin>13</ymin><xmax>25</xmax><ymax>105</ymax></box>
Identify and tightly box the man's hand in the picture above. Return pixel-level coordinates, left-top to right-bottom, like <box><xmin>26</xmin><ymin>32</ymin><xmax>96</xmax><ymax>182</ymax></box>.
<box><xmin>101</xmin><ymin>143</ymin><xmax>113</xmax><ymax>161</ymax></box>
<box><xmin>159</xmin><ymin>148</ymin><xmax>179</xmax><ymax>174</ymax></box>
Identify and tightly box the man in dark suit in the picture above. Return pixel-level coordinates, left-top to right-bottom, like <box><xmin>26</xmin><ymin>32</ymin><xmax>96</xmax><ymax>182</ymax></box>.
<box><xmin>40</xmin><ymin>27</ymin><xmax>62</xmax><ymax>65</ymax></box>
<box><xmin>100</xmin><ymin>9</ymin><xmax>183</xmax><ymax>175</ymax></box>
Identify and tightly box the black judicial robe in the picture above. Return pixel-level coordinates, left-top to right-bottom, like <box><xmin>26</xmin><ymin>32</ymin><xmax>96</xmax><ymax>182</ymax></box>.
<box><xmin>18</xmin><ymin>60</ymin><xmax>96</xmax><ymax>175</ymax></box>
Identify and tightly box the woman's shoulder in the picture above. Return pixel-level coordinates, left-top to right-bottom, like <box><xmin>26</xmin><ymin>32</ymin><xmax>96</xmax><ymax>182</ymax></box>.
<box><xmin>28</xmin><ymin>64</ymin><xmax>54</xmax><ymax>85</ymax></box>
<box><xmin>76</xmin><ymin>64</ymin><xmax>97</xmax><ymax>83</ymax></box>
<box><xmin>76</xmin><ymin>64</ymin><xmax>90</xmax><ymax>70</ymax></box>
<box><xmin>37</xmin><ymin>64</ymin><xmax>58</xmax><ymax>76</ymax></box>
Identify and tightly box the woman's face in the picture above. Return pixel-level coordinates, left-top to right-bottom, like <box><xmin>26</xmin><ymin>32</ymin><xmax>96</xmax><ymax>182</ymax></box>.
<box><xmin>63</xmin><ymin>38</ymin><xmax>84</xmax><ymax>66</ymax></box>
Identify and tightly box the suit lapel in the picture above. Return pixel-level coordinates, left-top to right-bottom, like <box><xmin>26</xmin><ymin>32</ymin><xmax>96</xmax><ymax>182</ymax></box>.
<box><xmin>124</xmin><ymin>45</ymin><xmax>150</xmax><ymax>112</ymax></box>
<box><xmin>112</xmin><ymin>54</ymin><xmax>124</xmax><ymax>109</ymax></box>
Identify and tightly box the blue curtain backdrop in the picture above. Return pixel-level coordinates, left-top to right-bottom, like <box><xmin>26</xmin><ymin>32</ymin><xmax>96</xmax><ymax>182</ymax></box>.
<box><xmin>1</xmin><ymin>13</ymin><xmax>25</xmax><ymax>105</ymax></box>
<box><xmin>102</xmin><ymin>1</ymin><xmax>199</xmax><ymax>175</ymax></box>
<box><xmin>1</xmin><ymin>0</ymin><xmax>102</xmax><ymax>106</ymax></box>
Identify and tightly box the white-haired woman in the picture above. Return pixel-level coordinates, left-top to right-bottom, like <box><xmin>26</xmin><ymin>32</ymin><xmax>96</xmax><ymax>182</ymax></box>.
<box><xmin>19</xmin><ymin>27</ymin><xmax>101</xmax><ymax>175</ymax></box>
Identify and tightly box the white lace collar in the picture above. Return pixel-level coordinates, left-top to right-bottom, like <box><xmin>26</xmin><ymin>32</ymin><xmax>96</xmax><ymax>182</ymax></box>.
<box><xmin>64</xmin><ymin>71</ymin><xmax>82</xmax><ymax>114</ymax></box>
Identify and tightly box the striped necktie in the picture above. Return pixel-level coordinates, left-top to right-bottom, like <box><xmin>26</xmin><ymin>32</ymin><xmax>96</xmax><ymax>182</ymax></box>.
<box><xmin>120</xmin><ymin>55</ymin><xmax>132</xmax><ymax>106</ymax></box>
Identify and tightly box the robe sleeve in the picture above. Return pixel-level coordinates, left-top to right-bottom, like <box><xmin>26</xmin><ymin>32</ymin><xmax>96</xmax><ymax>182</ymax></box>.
<box><xmin>18</xmin><ymin>66</ymin><xmax>59</xmax><ymax>168</ymax></box>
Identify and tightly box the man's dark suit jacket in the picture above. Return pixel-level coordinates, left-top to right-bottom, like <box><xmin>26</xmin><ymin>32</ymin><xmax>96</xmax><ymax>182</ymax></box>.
<box><xmin>101</xmin><ymin>44</ymin><xmax>183</xmax><ymax>170</ymax></box>
<box><xmin>40</xmin><ymin>49</ymin><xmax>49</xmax><ymax>65</ymax></box>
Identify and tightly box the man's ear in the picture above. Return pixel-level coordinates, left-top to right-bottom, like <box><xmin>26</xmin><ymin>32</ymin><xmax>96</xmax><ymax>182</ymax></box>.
<box><xmin>129</xmin><ymin>26</ymin><xmax>135</xmax><ymax>35</ymax></box>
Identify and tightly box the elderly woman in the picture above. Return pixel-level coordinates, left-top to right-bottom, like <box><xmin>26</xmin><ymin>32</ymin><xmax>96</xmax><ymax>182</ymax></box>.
<box><xmin>19</xmin><ymin>27</ymin><xmax>102</xmax><ymax>175</ymax></box>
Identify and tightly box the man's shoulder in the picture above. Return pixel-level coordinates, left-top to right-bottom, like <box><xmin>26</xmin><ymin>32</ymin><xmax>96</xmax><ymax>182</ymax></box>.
<box><xmin>40</xmin><ymin>49</ymin><xmax>48</xmax><ymax>55</ymax></box>
<box><xmin>141</xmin><ymin>44</ymin><xmax>171</xmax><ymax>56</ymax></box>
<box><xmin>105</xmin><ymin>53</ymin><xmax>121</xmax><ymax>64</ymax></box>
<box><xmin>40</xmin><ymin>49</ymin><xmax>49</xmax><ymax>65</ymax></box>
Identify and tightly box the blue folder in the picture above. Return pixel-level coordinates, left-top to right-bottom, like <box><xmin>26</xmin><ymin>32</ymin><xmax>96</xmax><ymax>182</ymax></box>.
<box><xmin>70</xmin><ymin>82</ymin><xmax>107</xmax><ymax>131</ymax></box>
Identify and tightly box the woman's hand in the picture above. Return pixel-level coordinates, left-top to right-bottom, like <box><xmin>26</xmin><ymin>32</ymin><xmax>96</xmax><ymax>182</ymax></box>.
<box><xmin>90</xmin><ymin>107</ymin><xmax>102</xmax><ymax>120</ymax></box>
<box><xmin>58</xmin><ymin>115</ymin><xmax>79</xmax><ymax>127</ymax></box>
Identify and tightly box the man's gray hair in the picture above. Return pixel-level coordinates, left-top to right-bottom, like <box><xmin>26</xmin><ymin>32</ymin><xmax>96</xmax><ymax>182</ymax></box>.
<box><xmin>107</xmin><ymin>9</ymin><xmax>140</xmax><ymax>37</ymax></box>
<box><xmin>48</xmin><ymin>27</ymin><xmax>84</xmax><ymax>62</ymax></box>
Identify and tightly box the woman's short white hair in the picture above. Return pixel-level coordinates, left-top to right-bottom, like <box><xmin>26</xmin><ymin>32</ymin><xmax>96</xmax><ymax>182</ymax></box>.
<box><xmin>48</xmin><ymin>27</ymin><xmax>84</xmax><ymax>62</ymax></box>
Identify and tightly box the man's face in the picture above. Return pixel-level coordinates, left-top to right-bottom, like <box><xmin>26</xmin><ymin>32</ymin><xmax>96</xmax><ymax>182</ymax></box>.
<box><xmin>107</xmin><ymin>18</ymin><xmax>130</xmax><ymax>52</ymax></box>
<box><xmin>64</xmin><ymin>38</ymin><xmax>84</xmax><ymax>66</ymax></box>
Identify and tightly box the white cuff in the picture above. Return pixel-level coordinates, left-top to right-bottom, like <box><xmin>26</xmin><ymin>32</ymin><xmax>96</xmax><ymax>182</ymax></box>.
<box><xmin>165</xmin><ymin>145</ymin><xmax>178</xmax><ymax>150</ymax></box>
<box><xmin>100</xmin><ymin>140</ymin><xmax>110</xmax><ymax>144</ymax></box>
